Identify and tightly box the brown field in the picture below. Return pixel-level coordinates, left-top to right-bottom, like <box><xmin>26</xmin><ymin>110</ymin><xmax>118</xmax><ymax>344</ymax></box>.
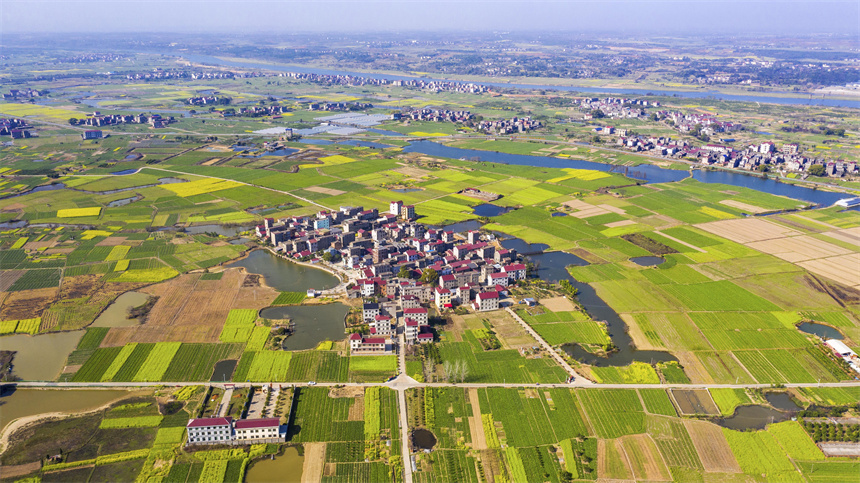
<box><xmin>798</xmin><ymin>253</ymin><xmax>860</xmax><ymax>289</ymax></box>
<box><xmin>95</xmin><ymin>236</ymin><xmax>128</xmax><ymax>247</ymax></box>
<box><xmin>670</xmin><ymin>389</ymin><xmax>720</xmax><ymax>416</ymax></box>
<box><xmin>304</xmin><ymin>185</ymin><xmax>346</xmax><ymax>196</ymax></box>
<box><xmin>821</xmin><ymin>226</ymin><xmax>860</xmax><ymax>246</ymax></box>
<box><xmin>620</xmin><ymin>434</ymin><xmax>672</xmax><ymax>481</ymax></box>
<box><xmin>747</xmin><ymin>235</ymin><xmax>851</xmax><ymax>262</ymax></box>
<box><xmin>22</xmin><ymin>237</ymin><xmax>57</xmax><ymax>250</ymax></box>
<box><xmin>540</xmin><ymin>296</ymin><xmax>576</xmax><ymax>312</ymax></box>
<box><xmin>0</xmin><ymin>270</ymin><xmax>25</xmax><ymax>292</ymax></box>
<box><xmin>467</xmin><ymin>388</ymin><xmax>487</xmax><ymax>450</ymax></box>
<box><xmin>393</xmin><ymin>165</ymin><xmax>432</xmax><ymax>178</ymax></box>
<box><xmin>42</xmin><ymin>247</ymin><xmax>75</xmax><ymax>255</ymax></box>
<box><xmin>301</xmin><ymin>443</ymin><xmax>326</xmax><ymax>483</ymax></box>
<box><xmin>696</xmin><ymin>218</ymin><xmax>801</xmax><ymax>244</ymax></box>
<box><xmin>100</xmin><ymin>269</ymin><xmax>277</xmax><ymax>346</ymax></box>
<box><xmin>0</xmin><ymin>287</ymin><xmax>58</xmax><ymax>320</ymax></box>
<box><xmin>347</xmin><ymin>396</ymin><xmax>364</xmax><ymax>421</ymax></box>
<box><xmin>718</xmin><ymin>199</ymin><xmax>768</xmax><ymax>213</ymax></box>
<box><xmin>673</xmin><ymin>352</ymin><xmax>713</xmax><ymax>384</ymax></box>
<box><xmin>604</xmin><ymin>219</ymin><xmax>636</xmax><ymax>228</ymax></box>
<box><xmin>683</xmin><ymin>420</ymin><xmax>741</xmax><ymax>473</ymax></box>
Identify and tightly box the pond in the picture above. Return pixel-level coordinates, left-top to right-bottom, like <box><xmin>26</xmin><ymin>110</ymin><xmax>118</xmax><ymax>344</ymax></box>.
<box><xmin>261</xmin><ymin>304</ymin><xmax>348</xmax><ymax>351</ymax></box>
<box><xmin>111</xmin><ymin>168</ymin><xmax>139</xmax><ymax>175</ymax></box>
<box><xmin>91</xmin><ymin>291</ymin><xmax>150</xmax><ymax>328</ymax></box>
<box><xmin>244</xmin><ymin>446</ymin><xmax>304</xmax><ymax>483</ymax></box>
<box><xmin>228</xmin><ymin>250</ymin><xmax>339</xmax><ymax>292</ymax></box>
<box><xmin>412</xmin><ymin>428</ymin><xmax>437</xmax><ymax>450</ymax></box>
<box><xmin>0</xmin><ymin>388</ymin><xmax>146</xmax><ymax>435</ymax></box>
<box><xmin>293</xmin><ymin>139</ymin><xmax>334</xmax><ymax>145</ymax></box>
<box><xmin>365</xmin><ymin>128</ymin><xmax>406</xmax><ymax>136</ymax></box>
<box><xmin>107</xmin><ymin>195</ymin><xmax>141</xmax><ymax>208</ymax></box>
<box><xmin>0</xmin><ymin>331</ymin><xmax>84</xmax><ymax>381</ymax></box>
<box><xmin>472</xmin><ymin>204</ymin><xmax>512</xmax><ymax>217</ymax></box>
<box><xmin>500</xmin><ymin>238</ymin><xmax>550</xmax><ymax>255</ymax></box>
<box><xmin>796</xmin><ymin>322</ymin><xmax>844</xmax><ymax>340</ymax></box>
<box><xmin>551</xmin><ymin>212</ymin><xmax>567</xmax><ymax>217</ymax></box>
<box><xmin>0</xmin><ymin>182</ymin><xmax>66</xmax><ymax>200</ymax></box>
<box><xmin>391</xmin><ymin>188</ymin><xmax>422</xmax><ymax>193</ymax></box>
<box><xmin>211</xmin><ymin>359</ymin><xmax>238</xmax><ymax>382</ymax></box>
<box><xmin>440</xmin><ymin>220</ymin><xmax>483</xmax><ymax>233</ymax></box>
<box><xmin>630</xmin><ymin>256</ymin><xmax>665</xmax><ymax>267</ymax></box>
<box><xmin>716</xmin><ymin>405</ymin><xmax>790</xmax><ymax>431</ymax></box>
<box><xmin>766</xmin><ymin>392</ymin><xmax>802</xmax><ymax>412</ymax></box>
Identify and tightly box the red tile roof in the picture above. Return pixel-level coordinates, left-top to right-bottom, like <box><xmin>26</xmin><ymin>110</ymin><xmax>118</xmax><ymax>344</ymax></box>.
<box><xmin>187</xmin><ymin>417</ymin><xmax>233</xmax><ymax>428</ymax></box>
<box><xmin>235</xmin><ymin>418</ymin><xmax>280</xmax><ymax>429</ymax></box>
<box><xmin>404</xmin><ymin>307</ymin><xmax>427</xmax><ymax>314</ymax></box>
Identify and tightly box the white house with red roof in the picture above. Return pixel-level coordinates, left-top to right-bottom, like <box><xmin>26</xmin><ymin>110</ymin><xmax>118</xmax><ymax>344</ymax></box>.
<box><xmin>502</xmin><ymin>263</ymin><xmax>527</xmax><ymax>281</ymax></box>
<box><xmin>186</xmin><ymin>417</ymin><xmax>233</xmax><ymax>444</ymax></box>
<box><xmin>487</xmin><ymin>271</ymin><xmax>509</xmax><ymax>287</ymax></box>
<box><xmin>402</xmin><ymin>307</ymin><xmax>428</xmax><ymax>325</ymax></box>
<box><xmin>371</xmin><ymin>314</ymin><xmax>395</xmax><ymax>336</ymax></box>
<box><xmin>234</xmin><ymin>418</ymin><xmax>283</xmax><ymax>443</ymax></box>
<box><xmin>474</xmin><ymin>291</ymin><xmax>499</xmax><ymax>312</ymax></box>
<box><xmin>349</xmin><ymin>333</ymin><xmax>391</xmax><ymax>353</ymax></box>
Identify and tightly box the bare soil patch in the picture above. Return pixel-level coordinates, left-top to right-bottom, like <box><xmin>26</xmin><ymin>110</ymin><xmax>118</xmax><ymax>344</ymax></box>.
<box><xmin>95</xmin><ymin>236</ymin><xmax>128</xmax><ymax>247</ymax></box>
<box><xmin>718</xmin><ymin>199</ymin><xmax>768</xmax><ymax>213</ymax></box>
<box><xmin>328</xmin><ymin>386</ymin><xmax>364</xmax><ymax>399</ymax></box>
<box><xmin>301</xmin><ymin>442</ymin><xmax>326</xmax><ymax>483</ymax></box>
<box><xmin>467</xmin><ymin>388</ymin><xmax>487</xmax><ymax>450</ymax></box>
<box><xmin>0</xmin><ymin>287</ymin><xmax>58</xmax><ymax>320</ymax></box>
<box><xmin>304</xmin><ymin>186</ymin><xmax>346</xmax><ymax>196</ymax></box>
<box><xmin>0</xmin><ymin>270</ymin><xmax>25</xmax><ymax>292</ymax></box>
<box><xmin>540</xmin><ymin>296</ymin><xmax>576</xmax><ymax>312</ymax></box>
<box><xmin>798</xmin><ymin>253</ymin><xmax>860</xmax><ymax>289</ymax></box>
<box><xmin>347</xmin><ymin>396</ymin><xmax>365</xmax><ymax>421</ymax></box>
<box><xmin>696</xmin><ymin>218</ymin><xmax>800</xmax><ymax>244</ymax></box>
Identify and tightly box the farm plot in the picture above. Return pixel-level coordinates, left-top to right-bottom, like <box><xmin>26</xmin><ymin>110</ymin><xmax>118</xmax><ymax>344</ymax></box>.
<box><xmin>349</xmin><ymin>355</ymin><xmax>397</xmax><ymax>382</ymax></box>
<box><xmin>620</xmin><ymin>434</ymin><xmax>672</xmax><ymax>481</ymax></box>
<box><xmin>639</xmin><ymin>389</ymin><xmax>677</xmax><ymax>416</ymax></box>
<box><xmin>709</xmin><ymin>388</ymin><xmax>752</xmax><ymax>416</ymax></box>
<box><xmin>577</xmin><ymin>389</ymin><xmax>645</xmax><ymax>439</ymax></box>
<box><xmin>669</xmin><ymin>389</ymin><xmax>720</xmax><ymax>416</ymax></box>
<box><xmin>132</xmin><ymin>342</ymin><xmax>181</xmax><ymax>381</ymax></box>
<box><xmin>646</xmin><ymin>416</ymin><xmax>703</xmax><ymax>472</ymax></box>
<box><xmin>437</xmin><ymin>339</ymin><xmax>567</xmax><ymax>384</ymax></box>
<box><xmin>161</xmin><ymin>343</ymin><xmax>244</xmax><ymax>381</ymax></box>
<box><xmin>289</xmin><ymin>387</ymin><xmax>364</xmax><ymax>443</ymax></box>
<box><xmin>234</xmin><ymin>350</ymin><xmax>292</xmax><ymax>382</ymax></box>
<box><xmin>218</xmin><ymin>309</ymin><xmax>258</xmax><ymax>343</ymax></box>
<box><xmin>661</xmin><ymin>281</ymin><xmax>781</xmax><ymax>311</ymax></box>
<box><xmin>592</xmin><ymin>362</ymin><xmax>660</xmax><ymax>385</ymax></box>
<box><xmin>285</xmin><ymin>351</ymin><xmax>349</xmax><ymax>382</ymax></box>
<box><xmin>101</xmin><ymin>270</ymin><xmax>277</xmax><ymax>346</ymax></box>
<box><xmin>682</xmin><ymin>420</ymin><xmax>741</xmax><ymax>473</ymax></box>
<box><xmin>161</xmin><ymin>178</ymin><xmax>243</xmax><ymax>197</ymax></box>
<box><xmin>478</xmin><ymin>388</ymin><xmax>588</xmax><ymax>447</ymax></box>
<box><xmin>722</xmin><ymin>428</ymin><xmax>804</xmax><ymax>482</ymax></box>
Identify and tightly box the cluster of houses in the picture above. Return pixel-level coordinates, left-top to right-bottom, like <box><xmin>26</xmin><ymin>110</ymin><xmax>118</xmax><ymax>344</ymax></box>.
<box><xmin>2</xmin><ymin>88</ymin><xmax>42</xmax><ymax>100</ymax></box>
<box><xmin>73</xmin><ymin>111</ymin><xmax>175</xmax><ymax>129</ymax></box>
<box><xmin>656</xmin><ymin>110</ymin><xmax>743</xmax><ymax>136</ymax></box>
<box><xmin>307</xmin><ymin>101</ymin><xmax>372</xmax><ymax>111</ymax></box>
<box><xmin>615</xmin><ymin>134</ymin><xmax>857</xmax><ymax>177</ymax></box>
<box><xmin>276</xmin><ymin>71</ymin><xmax>489</xmax><ymax>94</ymax></box>
<box><xmin>124</xmin><ymin>70</ymin><xmax>253</xmax><ymax>81</ymax></box>
<box><xmin>185</xmin><ymin>416</ymin><xmax>284</xmax><ymax>446</ymax></box>
<box><xmin>255</xmin><ymin>204</ymin><xmax>531</xmax><ymax>354</ymax></box>
<box><xmin>0</xmin><ymin>118</ymin><xmax>33</xmax><ymax>138</ymax></box>
<box><xmin>579</xmin><ymin>97</ymin><xmax>659</xmax><ymax>119</ymax></box>
<box><xmin>187</xmin><ymin>95</ymin><xmax>228</xmax><ymax>106</ymax></box>
<box><xmin>220</xmin><ymin>105</ymin><xmax>290</xmax><ymax>118</ymax></box>
<box><xmin>476</xmin><ymin>116</ymin><xmax>543</xmax><ymax>135</ymax></box>
<box><xmin>405</xmin><ymin>108</ymin><xmax>473</xmax><ymax>123</ymax></box>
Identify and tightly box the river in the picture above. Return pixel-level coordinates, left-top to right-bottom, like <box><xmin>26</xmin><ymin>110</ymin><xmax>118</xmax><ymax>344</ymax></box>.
<box><xmin>163</xmin><ymin>53</ymin><xmax>860</xmax><ymax>108</ymax></box>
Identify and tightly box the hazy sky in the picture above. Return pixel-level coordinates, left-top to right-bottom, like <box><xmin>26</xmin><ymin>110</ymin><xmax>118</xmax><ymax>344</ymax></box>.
<box><xmin>1</xmin><ymin>0</ymin><xmax>858</xmax><ymax>35</ymax></box>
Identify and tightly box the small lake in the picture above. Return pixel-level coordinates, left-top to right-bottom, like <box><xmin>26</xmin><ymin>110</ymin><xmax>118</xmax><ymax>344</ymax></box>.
<box><xmin>472</xmin><ymin>204</ymin><xmax>512</xmax><ymax>217</ymax></box>
<box><xmin>107</xmin><ymin>196</ymin><xmax>140</xmax><ymax>208</ymax></box>
<box><xmin>440</xmin><ymin>220</ymin><xmax>483</xmax><ymax>233</ymax></box>
<box><xmin>238</xmin><ymin>148</ymin><xmax>299</xmax><ymax>158</ymax></box>
<box><xmin>0</xmin><ymin>388</ymin><xmax>146</xmax><ymax>435</ymax></box>
<box><xmin>391</xmin><ymin>188</ymin><xmax>422</xmax><ymax>193</ymax></box>
<box><xmin>500</xmin><ymin>238</ymin><xmax>550</xmax><ymax>255</ymax></box>
<box><xmin>244</xmin><ymin>446</ymin><xmax>303</xmax><ymax>483</ymax></box>
<box><xmin>551</xmin><ymin>212</ymin><xmax>567</xmax><ymax>217</ymax></box>
<box><xmin>0</xmin><ymin>331</ymin><xmax>84</xmax><ymax>381</ymax></box>
<box><xmin>630</xmin><ymin>256</ymin><xmax>665</xmax><ymax>267</ymax></box>
<box><xmin>91</xmin><ymin>291</ymin><xmax>150</xmax><ymax>328</ymax></box>
<box><xmin>412</xmin><ymin>428</ymin><xmax>437</xmax><ymax>450</ymax></box>
<box><xmin>365</xmin><ymin>128</ymin><xmax>407</xmax><ymax>136</ymax></box>
<box><xmin>111</xmin><ymin>169</ymin><xmax>139</xmax><ymax>175</ymax></box>
<box><xmin>211</xmin><ymin>359</ymin><xmax>237</xmax><ymax>382</ymax></box>
<box><xmin>261</xmin><ymin>304</ymin><xmax>348</xmax><ymax>351</ymax></box>
<box><xmin>0</xmin><ymin>183</ymin><xmax>66</xmax><ymax>200</ymax></box>
<box><xmin>229</xmin><ymin>250</ymin><xmax>339</xmax><ymax>292</ymax></box>
<box><xmin>716</xmin><ymin>405</ymin><xmax>790</xmax><ymax>431</ymax></box>
<box><xmin>797</xmin><ymin>322</ymin><xmax>844</xmax><ymax>340</ymax></box>
<box><xmin>766</xmin><ymin>392</ymin><xmax>802</xmax><ymax>412</ymax></box>
<box><xmin>294</xmin><ymin>139</ymin><xmax>334</xmax><ymax>145</ymax></box>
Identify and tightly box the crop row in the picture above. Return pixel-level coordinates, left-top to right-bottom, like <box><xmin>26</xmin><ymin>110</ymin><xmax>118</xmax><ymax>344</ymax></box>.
<box><xmin>364</xmin><ymin>387</ymin><xmax>381</xmax><ymax>440</ymax></box>
<box><xmin>133</xmin><ymin>342</ymin><xmax>182</xmax><ymax>381</ymax></box>
<box><xmin>576</xmin><ymin>389</ymin><xmax>645</xmax><ymax>439</ymax></box>
<box><xmin>0</xmin><ymin>317</ymin><xmax>41</xmax><ymax>335</ymax></box>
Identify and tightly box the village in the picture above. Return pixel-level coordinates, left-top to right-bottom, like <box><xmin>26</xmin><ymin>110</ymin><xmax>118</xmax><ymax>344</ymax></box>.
<box><xmin>255</xmin><ymin>202</ymin><xmax>528</xmax><ymax>354</ymax></box>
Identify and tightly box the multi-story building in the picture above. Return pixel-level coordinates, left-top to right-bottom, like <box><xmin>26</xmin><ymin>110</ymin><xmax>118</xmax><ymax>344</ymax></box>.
<box><xmin>234</xmin><ymin>418</ymin><xmax>283</xmax><ymax>443</ymax></box>
<box><xmin>186</xmin><ymin>417</ymin><xmax>233</xmax><ymax>444</ymax></box>
<box><xmin>474</xmin><ymin>291</ymin><xmax>499</xmax><ymax>312</ymax></box>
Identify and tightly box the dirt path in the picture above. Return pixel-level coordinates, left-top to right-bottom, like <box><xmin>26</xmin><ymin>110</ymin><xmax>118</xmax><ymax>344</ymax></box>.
<box><xmin>653</xmin><ymin>230</ymin><xmax>707</xmax><ymax>253</ymax></box>
<box><xmin>467</xmin><ymin>388</ymin><xmax>487</xmax><ymax>450</ymax></box>
<box><xmin>301</xmin><ymin>442</ymin><xmax>326</xmax><ymax>483</ymax></box>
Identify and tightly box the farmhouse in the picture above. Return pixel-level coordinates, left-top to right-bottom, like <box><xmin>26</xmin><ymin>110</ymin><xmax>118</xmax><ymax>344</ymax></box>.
<box><xmin>186</xmin><ymin>417</ymin><xmax>233</xmax><ymax>444</ymax></box>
